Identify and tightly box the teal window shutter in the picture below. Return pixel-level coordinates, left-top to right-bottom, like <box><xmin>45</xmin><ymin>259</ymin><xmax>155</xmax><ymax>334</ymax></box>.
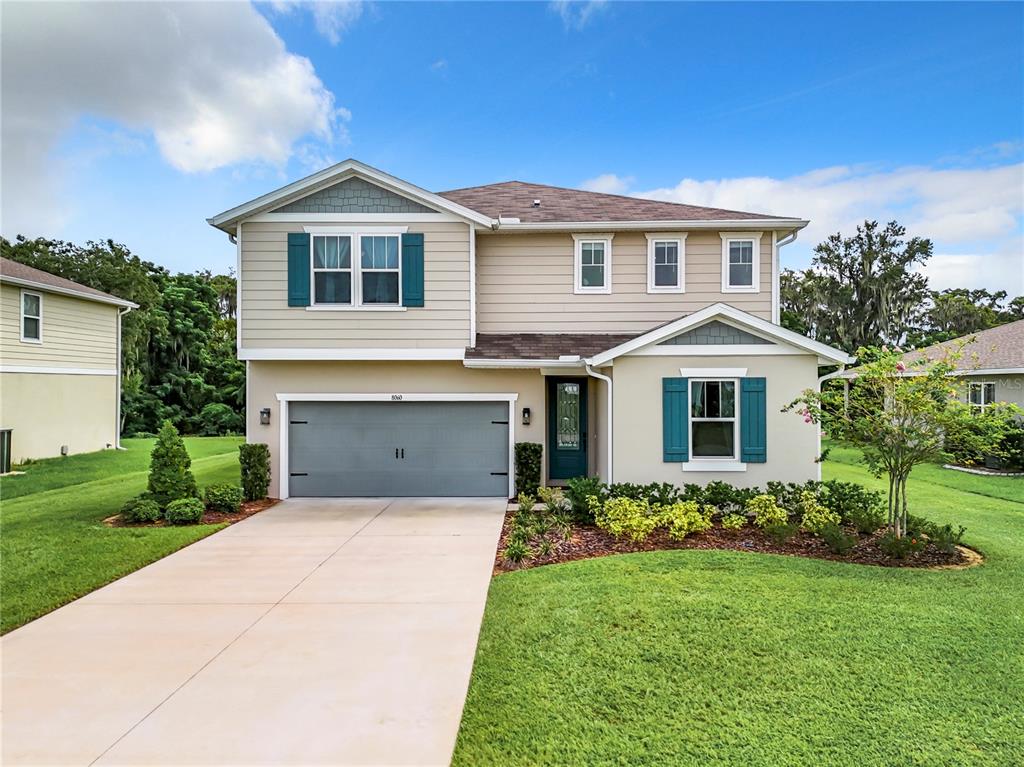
<box><xmin>401</xmin><ymin>233</ymin><xmax>424</xmax><ymax>307</ymax></box>
<box><xmin>663</xmin><ymin>377</ymin><xmax>689</xmax><ymax>462</ymax></box>
<box><xmin>287</xmin><ymin>233</ymin><xmax>310</xmax><ymax>307</ymax></box>
<box><xmin>740</xmin><ymin>377</ymin><xmax>767</xmax><ymax>463</ymax></box>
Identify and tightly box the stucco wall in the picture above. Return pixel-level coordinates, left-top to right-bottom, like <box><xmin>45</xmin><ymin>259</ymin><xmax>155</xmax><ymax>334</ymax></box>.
<box><xmin>0</xmin><ymin>372</ymin><xmax>117</xmax><ymax>461</ymax></box>
<box><xmin>959</xmin><ymin>373</ymin><xmax>1024</xmax><ymax>409</ymax></box>
<box><xmin>247</xmin><ymin>361</ymin><xmax>550</xmax><ymax>498</ymax></box>
<box><xmin>611</xmin><ymin>354</ymin><xmax>821</xmax><ymax>487</ymax></box>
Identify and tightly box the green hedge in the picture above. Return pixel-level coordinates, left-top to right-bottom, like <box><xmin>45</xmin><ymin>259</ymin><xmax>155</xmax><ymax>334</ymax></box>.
<box><xmin>514</xmin><ymin>442</ymin><xmax>543</xmax><ymax>497</ymax></box>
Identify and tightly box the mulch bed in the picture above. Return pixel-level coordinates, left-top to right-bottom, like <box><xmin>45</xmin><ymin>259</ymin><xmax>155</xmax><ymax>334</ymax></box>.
<box><xmin>493</xmin><ymin>514</ymin><xmax>978</xmax><ymax>575</ymax></box>
<box><xmin>104</xmin><ymin>498</ymin><xmax>280</xmax><ymax>528</ymax></box>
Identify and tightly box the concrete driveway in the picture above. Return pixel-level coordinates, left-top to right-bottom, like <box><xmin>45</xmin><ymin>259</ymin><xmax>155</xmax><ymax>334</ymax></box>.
<box><xmin>2</xmin><ymin>497</ymin><xmax>506</xmax><ymax>766</ymax></box>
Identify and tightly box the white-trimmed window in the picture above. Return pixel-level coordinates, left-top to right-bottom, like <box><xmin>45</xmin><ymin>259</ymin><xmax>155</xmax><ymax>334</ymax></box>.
<box><xmin>720</xmin><ymin>232</ymin><xmax>762</xmax><ymax>293</ymax></box>
<box><xmin>573</xmin><ymin>234</ymin><xmax>613</xmax><ymax>294</ymax></box>
<box><xmin>968</xmin><ymin>382</ymin><xmax>996</xmax><ymax>413</ymax></box>
<box><xmin>646</xmin><ymin>234</ymin><xmax>686</xmax><ymax>293</ymax></box>
<box><xmin>20</xmin><ymin>290</ymin><xmax>42</xmax><ymax>343</ymax></box>
<box><xmin>690</xmin><ymin>379</ymin><xmax>737</xmax><ymax>459</ymax></box>
<box><xmin>310</xmin><ymin>232</ymin><xmax>401</xmax><ymax>307</ymax></box>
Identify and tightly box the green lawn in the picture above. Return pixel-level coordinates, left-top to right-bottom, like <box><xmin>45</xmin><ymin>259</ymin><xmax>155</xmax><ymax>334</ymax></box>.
<box><xmin>0</xmin><ymin>437</ymin><xmax>243</xmax><ymax>634</ymax></box>
<box><xmin>454</xmin><ymin>454</ymin><xmax>1024</xmax><ymax>766</ymax></box>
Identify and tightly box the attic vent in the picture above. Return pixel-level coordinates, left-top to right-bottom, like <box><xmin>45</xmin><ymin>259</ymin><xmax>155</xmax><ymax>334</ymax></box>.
<box><xmin>532</xmin><ymin>199</ymin><xmax>541</xmax><ymax>207</ymax></box>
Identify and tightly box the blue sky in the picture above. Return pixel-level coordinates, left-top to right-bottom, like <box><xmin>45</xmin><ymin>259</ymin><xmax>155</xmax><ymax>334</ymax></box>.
<box><xmin>2</xmin><ymin>1</ymin><xmax>1022</xmax><ymax>292</ymax></box>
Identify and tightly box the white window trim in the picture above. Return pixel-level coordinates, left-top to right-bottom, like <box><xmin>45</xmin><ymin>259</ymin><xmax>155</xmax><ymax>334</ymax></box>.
<box><xmin>20</xmin><ymin>289</ymin><xmax>42</xmax><ymax>344</ymax></box>
<box><xmin>720</xmin><ymin>232</ymin><xmax>762</xmax><ymax>293</ymax></box>
<box><xmin>688</xmin><ymin>377</ymin><xmax>740</xmax><ymax>463</ymax></box>
<box><xmin>646</xmin><ymin>233</ymin><xmax>686</xmax><ymax>294</ymax></box>
<box><xmin>308</xmin><ymin>231</ymin><xmax>404</xmax><ymax>309</ymax></box>
<box><xmin>968</xmin><ymin>381</ymin><xmax>997</xmax><ymax>411</ymax></box>
<box><xmin>572</xmin><ymin>233</ymin><xmax>614</xmax><ymax>295</ymax></box>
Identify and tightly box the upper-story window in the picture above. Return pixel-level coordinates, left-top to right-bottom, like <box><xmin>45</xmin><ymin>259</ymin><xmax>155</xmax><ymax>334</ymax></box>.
<box><xmin>646</xmin><ymin>234</ymin><xmax>686</xmax><ymax>293</ymax></box>
<box><xmin>311</xmin><ymin>233</ymin><xmax>401</xmax><ymax>307</ymax></box>
<box><xmin>573</xmin><ymin>234</ymin><xmax>613</xmax><ymax>294</ymax></box>
<box><xmin>20</xmin><ymin>290</ymin><xmax>42</xmax><ymax>343</ymax></box>
<box><xmin>720</xmin><ymin>232</ymin><xmax>762</xmax><ymax>293</ymax></box>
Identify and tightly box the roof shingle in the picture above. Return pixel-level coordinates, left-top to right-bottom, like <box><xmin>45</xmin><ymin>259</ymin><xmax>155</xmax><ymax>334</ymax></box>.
<box><xmin>0</xmin><ymin>257</ymin><xmax>134</xmax><ymax>305</ymax></box>
<box><xmin>466</xmin><ymin>332</ymin><xmax>637</xmax><ymax>360</ymax></box>
<box><xmin>439</xmin><ymin>181</ymin><xmax>795</xmax><ymax>223</ymax></box>
<box><xmin>903</xmin><ymin>320</ymin><xmax>1024</xmax><ymax>372</ymax></box>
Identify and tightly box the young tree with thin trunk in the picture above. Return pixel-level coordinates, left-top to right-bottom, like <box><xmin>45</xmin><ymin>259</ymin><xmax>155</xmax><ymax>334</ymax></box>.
<box><xmin>787</xmin><ymin>347</ymin><xmax>1019</xmax><ymax>537</ymax></box>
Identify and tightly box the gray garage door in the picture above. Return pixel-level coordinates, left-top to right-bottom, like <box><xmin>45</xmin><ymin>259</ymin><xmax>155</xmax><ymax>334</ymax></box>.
<box><xmin>287</xmin><ymin>401</ymin><xmax>510</xmax><ymax>497</ymax></box>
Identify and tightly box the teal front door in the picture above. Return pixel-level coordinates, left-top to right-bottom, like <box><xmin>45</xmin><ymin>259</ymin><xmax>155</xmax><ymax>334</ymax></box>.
<box><xmin>547</xmin><ymin>377</ymin><xmax>588</xmax><ymax>480</ymax></box>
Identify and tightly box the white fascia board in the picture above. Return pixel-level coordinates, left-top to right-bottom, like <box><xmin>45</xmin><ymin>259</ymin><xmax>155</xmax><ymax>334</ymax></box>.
<box><xmin>586</xmin><ymin>303</ymin><xmax>854</xmax><ymax>366</ymax></box>
<box><xmin>207</xmin><ymin>159</ymin><xmax>493</xmax><ymax>231</ymax></box>
<box><xmin>0</xmin><ymin>276</ymin><xmax>137</xmax><ymax>308</ymax></box>
<box><xmin>0</xmin><ymin>365</ymin><xmax>117</xmax><ymax>376</ymax></box>
<box><xmin>463</xmin><ymin>358</ymin><xmax>583</xmax><ymax>369</ymax></box>
<box><xmin>238</xmin><ymin>347</ymin><xmax>466</xmax><ymax>361</ymax></box>
<box><xmin>490</xmin><ymin>219</ymin><xmax>808</xmax><ymax>233</ymax></box>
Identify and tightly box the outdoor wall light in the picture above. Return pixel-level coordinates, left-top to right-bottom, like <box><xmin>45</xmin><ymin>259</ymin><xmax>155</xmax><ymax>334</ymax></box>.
<box><xmin>259</xmin><ymin>408</ymin><xmax>271</xmax><ymax>425</ymax></box>
<box><xmin>522</xmin><ymin>407</ymin><xmax>531</xmax><ymax>426</ymax></box>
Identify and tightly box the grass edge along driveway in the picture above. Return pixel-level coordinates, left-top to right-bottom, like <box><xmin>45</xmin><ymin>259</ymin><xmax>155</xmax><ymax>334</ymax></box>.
<box><xmin>454</xmin><ymin>451</ymin><xmax>1024</xmax><ymax>767</ymax></box>
<box><xmin>1</xmin><ymin>437</ymin><xmax>242</xmax><ymax>634</ymax></box>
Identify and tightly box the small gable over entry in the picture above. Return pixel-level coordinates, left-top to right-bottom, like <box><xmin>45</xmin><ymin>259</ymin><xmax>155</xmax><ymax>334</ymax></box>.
<box><xmin>273</xmin><ymin>177</ymin><xmax>439</xmax><ymax>215</ymax></box>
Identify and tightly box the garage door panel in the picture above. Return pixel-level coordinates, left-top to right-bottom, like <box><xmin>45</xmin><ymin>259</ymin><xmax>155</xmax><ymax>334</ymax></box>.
<box><xmin>288</xmin><ymin>401</ymin><xmax>509</xmax><ymax>497</ymax></box>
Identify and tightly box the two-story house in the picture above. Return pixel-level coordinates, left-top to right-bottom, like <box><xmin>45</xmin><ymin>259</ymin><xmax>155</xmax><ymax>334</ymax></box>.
<box><xmin>208</xmin><ymin>160</ymin><xmax>852</xmax><ymax>499</ymax></box>
<box><xmin>0</xmin><ymin>257</ymin><xmax>136</xmax><ymax>463</ymax></box>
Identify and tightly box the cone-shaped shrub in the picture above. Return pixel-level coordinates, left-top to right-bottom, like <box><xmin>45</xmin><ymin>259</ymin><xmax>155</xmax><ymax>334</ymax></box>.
<box><xmin>239</xmin><ymin>443</ymin><xmax>271</xmax><ymax>501</ymax></box>
<box><xmin>147</xmin><ymin>420</ymin><xmax>198</xmax><ymax>508</ymax></box>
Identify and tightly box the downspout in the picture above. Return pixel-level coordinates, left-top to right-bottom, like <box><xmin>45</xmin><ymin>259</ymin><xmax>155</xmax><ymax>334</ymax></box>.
<box><xmin>584</xmin><ymin>363</ymin><xmax>613</xmax><ymax>482</ymax></box>
<box><xmin>115</xmin><ymin>305</ymin><xmax>133</xmax><ymax>449</ymax></box>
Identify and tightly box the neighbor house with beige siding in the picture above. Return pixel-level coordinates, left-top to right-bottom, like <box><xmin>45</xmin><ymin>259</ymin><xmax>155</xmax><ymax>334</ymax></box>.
<box><xmin>0</xmin><ymin>258</ymin><xmax>136</xmax><ymax>463</ymax></box>
<box><xmin>209</xmin><ymin>160</ymin><xmax>852</xmax><ymax>499</ymax></box>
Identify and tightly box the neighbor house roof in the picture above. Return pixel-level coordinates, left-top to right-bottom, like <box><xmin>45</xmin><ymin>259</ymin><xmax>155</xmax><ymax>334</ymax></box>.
<box><xmin>902</xmin><ymin>319</ymin><xmax>1024</xmax><ymax>374</ymax></box>
<box><xmin>439</xmin><ymin>181</ymin><xmax>794</xmax><ymax>224</ymax></box>
<box><xmin>0</xmin><ymin>257</ymin><xmax>137</xmax><ymax>308</ymax></box>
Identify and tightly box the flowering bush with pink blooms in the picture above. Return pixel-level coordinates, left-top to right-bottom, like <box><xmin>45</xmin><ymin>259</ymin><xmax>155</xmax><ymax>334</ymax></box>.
<box><xmin>786</xmin><ymin>345</ymin><xmax>1020</xmax><ymax>538</ymax></box>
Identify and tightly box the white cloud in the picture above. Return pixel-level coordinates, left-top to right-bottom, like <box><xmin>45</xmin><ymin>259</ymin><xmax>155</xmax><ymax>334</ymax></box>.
<box><xmin>269</xmin><ymin>0</ymin><xmax>366</xmax><ymax>45</ymax></box>
<box><xmin>1</xmin><ymin>1</ymin><xmax>347</xmax><ymax>236</ymax></box>
<box><xmin>580</xmin><ymin>173</ymin><xmax>634</xmax><ymax>195</ymax></box>
<box><xmin>431</xmin><ymin>59</ymin><xmax>449</xmax><ymax>73</ymax></box>
<box><xmin>628</xmin><ymin>160</ymin><xmax>1024</xmax><ymax>293</ymax></box>
<box><xmin>549</xmin><ymin>0</ymin><xmax>608</xmax><ymax>30</ymax></box>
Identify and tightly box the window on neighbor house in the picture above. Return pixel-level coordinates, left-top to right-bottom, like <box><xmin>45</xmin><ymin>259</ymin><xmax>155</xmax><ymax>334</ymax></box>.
<box><xmin>21</xmin><ymin>291</ymin><xmax>42</xmax><ymax>342</ymax></box>
<box><xmin>968</xmin><ymin>382</ymin><xmax>997</xmax><ymax>413</ymax></box>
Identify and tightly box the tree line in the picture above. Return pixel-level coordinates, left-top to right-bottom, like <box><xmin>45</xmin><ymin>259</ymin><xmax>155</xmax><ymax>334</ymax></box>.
<box><xmin>780</xmin><ymin>220</ymin><xmax>1023</xmax><ymax>353</ymax></box>
<box><xmin>2</xmin><ymin>236</ymin><xmax>244</xmax><ymax>436</ymax></box>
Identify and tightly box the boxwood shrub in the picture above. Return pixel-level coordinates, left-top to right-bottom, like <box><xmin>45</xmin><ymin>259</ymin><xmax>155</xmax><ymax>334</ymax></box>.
<box><xmin>120</xmin><ymin>495</ymin><xmax>160</xmax><ymax>524</ymax></box>
<box><xmin>204</xmin><ymin>483</ymin><xmax>243</xmax><ymax>514</ymax></box>
<box><xmin>165</xmin><ymin>497</ymin><xmax>205</xmax><ymax>525</ymax></box>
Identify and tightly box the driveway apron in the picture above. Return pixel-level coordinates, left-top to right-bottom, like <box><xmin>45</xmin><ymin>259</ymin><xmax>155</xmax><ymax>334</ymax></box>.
<box><xmin>1</xmin><ymin>497</ymin><xmax>506</xmax><ymax>766</ymax></box>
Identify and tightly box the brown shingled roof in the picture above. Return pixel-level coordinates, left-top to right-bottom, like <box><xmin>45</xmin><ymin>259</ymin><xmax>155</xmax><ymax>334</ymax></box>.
<box><xmin>903</xmin><ymin>319</ymin><xmax>1024</xmax><ymax>372</ymax></box>
<box><xmin>0</xmin><ymin>257</ymin><xmax>135</xmax><ymax>306</ymax></box>
<box><xmin>438</xmin><ymin>180</ymin><xmax>794</xmax><ymax>223</ymax></box>
<box><xmin>466</xmin><ymin>332</ymin><xmax>637</xmax><ymax>360</ymax></box>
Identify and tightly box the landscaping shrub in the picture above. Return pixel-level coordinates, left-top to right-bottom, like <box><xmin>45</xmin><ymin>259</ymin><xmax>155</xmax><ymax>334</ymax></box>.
<box><xmin>703</xmin><ymin>481</ymin><xmax>741</xmax><ymax>512</ymax></box>
<box><xmin>747</xmin><ymin>494</ymin><xmax>788</xmax><ymax>528</ymax></box>
<box><xmin>721</xmin><ymin>513</ymin><xmax>747</xmax><ymax>530</ymax></box>
<box><xmin>239</xmin><ymin>443</ymin><xmax>271</xmax><ymax>501</ymax></box>
<box><xmin>822</xmin><ymin>480</ymin><xmax>885</xmax><ymax>528</ymax></box>
<box><xmin>658</xmin><ymin>501</ymin><xmax>712</xmax><ymax>541</ymax></box>
<box><xmin>608</xmin><ymin>482</ymin><xmax>647</xmax><ymax>501</ymax></box>
<box><xmin>764</xmin><ymin>521</ymin><xmax>799</xmax><ymax>545</ymax></box>
<box><xmin>204</xmin><ymin>483</ymin><xmax>243</xmax><ymax>514</ymax></box>
<box><xmin>516</xmin><ymin>492</ymin><xmax>535</xmax><ymax>514</ymax></box>
<box><xmin>502</xmin><ymin>538</ymin><xmax>531</xmax><ymax>566</ymax></box>
<box><xmin>565</xmin><ymin>476</ymin><xmax>606</xmax><ymax>523</ymax></box>
<box><xmin>767</xmin><ymin>480</ymin><xmax>822</xmax><ymax>515</ymax></box>
<box><xmin>120</xmin><ymin>495</ymin><xmax>160</xmax><ymax>524</ymax></box>
<box><xmin>646</xmin><ymin>482</ymin><xmax>681</xmax><ymax>507</ymax></box>
<box><xmin>1002</xmin><ymin>422</ymin><xmax>1024</xmax><ymax>470</ymax></box>
<box><xmin>147</xmin><ymin>420</ymin><xmax>198</xmax><ymax>509</ymax></box>
<box><xmin>197</xmin><ymin>403</ymin><xmax>245</xmax><ymax>437</ymax></box>
<box><xmin>165</xmin><ymin>497</ymin><xmax>204</xmax><ymax>525</ymax></box>
<box><xmin>820</xmin><ymin>522</ymin><xmax>857</xmax><ymax>555</ymax></box>
<box><xmin>590</xmin><ymin>496</ymin><xmax>659</xmax><ymax>542</ymax></box>
<box><xmin>799</xmin><ymin>491</ymin><xmax>841</xmax><ymax>535</ymax></box>
<box><xmin>514</xmin><ymin>442</ymin><xmax>542</xmax><ymax>497</ymax></box>
<box><xmin>907</xmin><ymin>514</ymin><xmax>966</xmax><ymax>554</ymax></box>
<box><xmin>879</xmin><ymin>530</ymin><xmax>926</xmax><ymax>559</ymax></box>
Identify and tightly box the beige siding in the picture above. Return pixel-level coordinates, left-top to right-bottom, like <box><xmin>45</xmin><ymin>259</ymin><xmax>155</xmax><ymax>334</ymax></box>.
<box><xmin>612</xmin><ymin>354</ymin><xmax>821</xmax><ymax>487</ymax></box>
<box><xmin>476</xmin><ymin>230</ymin><xmax>774</xmax><ymax>333</ymax></box>
<box><xmin>0</xmin><ymin>284</ymin><xmax>118</xmax><ymax>370</ymax></box>
<box><xmin>0</xmin><ymin>372</ymin><xmax>117</xmax><ymax>461</ymax></box>
<box><xmin>247</xmin><ymin>361</ymin><xmax>549</xmax><ymax>498</ymax></box>
<box><xmin>239</xmin><ymin>220</ymin><xmax>471</xmax><ymax>349</ymax></box>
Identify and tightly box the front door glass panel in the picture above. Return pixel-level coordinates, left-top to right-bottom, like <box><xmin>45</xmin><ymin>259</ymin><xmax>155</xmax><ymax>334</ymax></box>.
<box><xmin>556</xmin><ymin>383</ymin><xmax>580</xmax><ymax>449</ymax></box>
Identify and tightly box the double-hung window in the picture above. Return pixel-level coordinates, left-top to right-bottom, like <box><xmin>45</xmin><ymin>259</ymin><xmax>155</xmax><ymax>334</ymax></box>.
<box><xmin>721</xmin><ymin>232</ymin><xmax>761</xmax><ymax>292</ymax></box>
<box><xmin>573</xmin><ymin>235</ymin><xmax>613</xmax><ymax>294</ymax></box>
<box><xmin>20</xmin><ymin>290</ymin><xmax>42</xmax><ymax>343</ymax></box>
<box><xmin>310</xmin><ymin>232</ymin><xmax>401</xmax><ymax>307</ymax></box>
<box><xmin>690</xmin><ymin>379</ymin><xmax>737</xmax><ymax>459</ymax></box>
<box><xmin>968</xmin><ymin>382</ymin><xmax>996</xmax><ymax>413</ymax></box>
<box><xmin>646</xmin><ymin>234</ymin><xmax>685</xmax><ymax>293</ymax></box>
